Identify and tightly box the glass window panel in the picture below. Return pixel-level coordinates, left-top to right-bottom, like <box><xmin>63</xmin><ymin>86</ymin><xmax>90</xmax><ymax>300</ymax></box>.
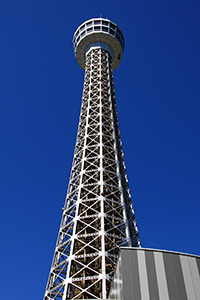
<box><xmin>80</xmin><ymin>24</ymin><xmax>85</xmax><ymax>31</ymax></box>
<box><xmin>87</xmin><ymin>27</ymin><xmax>93</xmax><ymax>33</ymax></box>
<box><xmin>116</xmin><ymin>34</ymin><xmax>120</xmax><ymax>41</ymax></box>
<box><xmin>109</xmin><ymin>28</ymin><xmax>115</xmax><ymax>36</ymax></box>
<box><xmin>102</xmin><ymin>20</ymin><xmax>109</xmax><ymax>26</ymax></box>
<box><xmin>102</xmin><ymin>26</ymin><xmax>108</xmax><ymax>32</ymax></box>
<box><xmin>110</xmin><ymin>23</ymin><xmax>116</xmax><ymax>30</ymax></box>
<box><xmin>117</xmin><ymin>28</ymin><xmax>121</xmax><ymax>36</ymax></box>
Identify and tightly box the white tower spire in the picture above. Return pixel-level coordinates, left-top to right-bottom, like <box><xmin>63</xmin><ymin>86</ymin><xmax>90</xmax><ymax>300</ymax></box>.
<box><xmin>44</xmin><ymin>18</ymin><xmax>140</xmax><ymax>300</ymax></box>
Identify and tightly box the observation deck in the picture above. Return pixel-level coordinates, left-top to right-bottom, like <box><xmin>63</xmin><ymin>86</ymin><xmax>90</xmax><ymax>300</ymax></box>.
<box><xmin>73</xmin><ymin>18</ymin><xmax>125</xmax><ymax>71</ymax></box>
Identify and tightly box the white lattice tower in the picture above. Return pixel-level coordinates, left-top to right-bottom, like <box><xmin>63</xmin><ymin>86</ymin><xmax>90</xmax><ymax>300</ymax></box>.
<box><xmin>44</xmin><ymin>18</ymin><xmax>141</xmax><ymax>300</ymax></box>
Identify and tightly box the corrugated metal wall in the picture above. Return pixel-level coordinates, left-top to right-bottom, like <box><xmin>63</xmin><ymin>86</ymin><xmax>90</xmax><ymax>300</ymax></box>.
<box><xmin>109</xmin><ymin>248</ymin><xmax>200</xmax><ymax>300</ymax></box>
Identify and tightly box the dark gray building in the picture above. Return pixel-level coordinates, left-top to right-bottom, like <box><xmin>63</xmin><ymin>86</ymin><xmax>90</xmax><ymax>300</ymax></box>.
<box><xmin>109</xmin><ymin>247</ymin><xmax>200</xmax><ymax>300</ymax></box>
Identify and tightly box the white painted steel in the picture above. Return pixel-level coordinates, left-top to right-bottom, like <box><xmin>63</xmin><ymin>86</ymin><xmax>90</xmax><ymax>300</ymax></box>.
<box><xmin>44</xmin><ymin>19</ymin><xmax>140</xmax><ymax>300</ymax></box>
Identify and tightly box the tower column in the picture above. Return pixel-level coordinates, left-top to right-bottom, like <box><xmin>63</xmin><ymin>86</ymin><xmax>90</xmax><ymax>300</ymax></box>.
<box><xmin>44</xmin><ymin>18</ymin><xmax>140</xmax><ymax>300</ymax></box>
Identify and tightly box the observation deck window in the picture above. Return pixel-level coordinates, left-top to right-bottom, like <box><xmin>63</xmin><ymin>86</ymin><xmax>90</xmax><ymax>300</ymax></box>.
<box><xmin>116</xmin><ymin>34</ymin><xmax>120</xmax><ymax>42</ymax></box>
<box><xmin>80</xmin><ymin>24</ymin><xmax>85</xmax><ymax>31</ymax></box>
<box><xmin>77</xmin><ymin>36</ymin><xmax>80</xmax><ymax>42</ymax></box>
<box><xmin>102</xmin><ymin>26</ymin><xmax>108</xmax><ymax>32</ymax></box>
<box><xmin>110</xmin><ymin>23</ymin><xmax>116</xmax><ymax>30</ymax></box>
<box><xmin>109</xmin><ymin>28</ymin><xmax>115</xmax><ymax>36</ymax></box>
<box><xmin>81</xmin><ymin>30</ymin><xmax>86</xmax><ymax>37</ymax></box>
<box><xmin>94</xmin><ymin>20</ymin><xmax>101</xmax><ymax>25</ymax></box>
<box><xmin>75</xmin><ymin>30</ymin><xmax>79</xmax><ymax>37</ymax></box>
<box><xmin>102</xmin><ymin>20</ymin><xmax>109</xmax><ymax>26</ymax></box>
<box><xmin>86</xmin><ymin>21</ymin><xmax>92</xmax><ymax>26</ymax></box>
<box><xmin>87</xmin><ymin>27</ymin><xmax>93</xmax><ymax>33</ymax></box>
<box><xmin>117</xmin><ymin>28</ymin><xmax>122</xmax><ymax>36</ymax></box>
<box><xmin>94</xmin><ymin>26</ymin><xmax>100</xmax><ymax>31</ymax></box>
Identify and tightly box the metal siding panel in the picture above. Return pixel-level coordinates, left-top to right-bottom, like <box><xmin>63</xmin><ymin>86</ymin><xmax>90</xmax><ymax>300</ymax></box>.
<box><xmin>112</xmin><ymin>256</ymin><xmax>123</xmax><ymax>300</ymax></box>
<box><xmin>154</xmin><ymin>252</ymin><xmax>170</xmax><ymax>300</ymax></box>
<box><xmin>129</xmin><ymin>249</ymin><xmax>141</xmax><ymax>300</ymax></box>
<box><xmin>172</xmin><ymin>254</ymin><xmax>188</xmax><ymax>300</ymax></box>
<box><xmin>188</xmin><ymin>257</ymin><xmax>200</xmax><ymax>299</ymax></box>
<box><xmin>121</xmin><ymin>250</ymin><xmax>133</xmax><ymax>300</ymax></box>
<box><xmin>137</xmin><ymin>250</ymin><xmax>150</xmax><ymax>300</ymax></box>
<box><xmin>180</xmin><ymin>255</ymin><xmax>196</xmax><ymax>300</ymax></box>
<box><xmin>117</xmin><ymin>257</ymin><xmax>123</xmax><ymax>300</ymax></box>
<box><xmin>117</xmin><ymin>249</ymin><xmax>200</xmax><ymax>300</ymax></box>
<box><xmin>163</xmin><ymin>252</ymin><xmax>179</xmax><ymax>300</ymax></box>
<box><xmin>196</xmin><ymin>257</ymin><xmax>200</xmax><ymax>277</ymax></box>
<box><xmin>145</xmin><ymin>251</ymin><xmax>159</xmax><ymax>300</ymax></box>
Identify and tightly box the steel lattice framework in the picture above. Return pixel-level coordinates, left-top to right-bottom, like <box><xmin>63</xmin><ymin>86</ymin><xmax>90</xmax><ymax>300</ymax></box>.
<box><xmin>44</xmin><ymin>18</ymin><xmax>141</xmax><ymax>300</ymax></box>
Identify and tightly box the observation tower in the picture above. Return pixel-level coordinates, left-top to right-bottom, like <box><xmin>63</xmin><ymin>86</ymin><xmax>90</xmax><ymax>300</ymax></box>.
<box><xmin>44</xmin><ymin>18</ymin><xmax>141</xmax><ymax>300</ymax></box>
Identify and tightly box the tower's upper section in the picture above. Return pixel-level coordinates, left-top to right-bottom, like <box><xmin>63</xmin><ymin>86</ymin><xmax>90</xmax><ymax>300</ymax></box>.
<box><xmin>73</xmin><ymin>18</ymin><xmax>125</xmax><ymax>71</ymax></box>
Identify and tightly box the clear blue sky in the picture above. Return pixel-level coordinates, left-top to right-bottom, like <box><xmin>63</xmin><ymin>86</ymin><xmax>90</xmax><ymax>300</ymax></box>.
<box><xmin>1</xmin><ymin>0</ymin><xmax>200</xmax><ymax>299</ymax></box>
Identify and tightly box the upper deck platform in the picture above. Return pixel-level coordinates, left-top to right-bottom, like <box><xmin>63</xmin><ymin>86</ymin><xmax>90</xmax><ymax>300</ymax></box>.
<box><xmin>73</xmin><ymin>18</ymin><xmax>125</xmax><ymax>71</ymax></box>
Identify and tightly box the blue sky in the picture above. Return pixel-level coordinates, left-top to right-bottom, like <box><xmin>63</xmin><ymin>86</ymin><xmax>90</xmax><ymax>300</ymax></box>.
<box><xmin>1</xmin><ymin>0</ymin><xmax>200</xmax><ymax>299</ymax></box>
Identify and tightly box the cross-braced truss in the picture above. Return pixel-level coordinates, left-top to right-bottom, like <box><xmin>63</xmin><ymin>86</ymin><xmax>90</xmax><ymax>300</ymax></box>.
<box><xmin>44</xmin><ymin>48</ymin><xmax>141</xmax><ymax>300</ymax></box>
